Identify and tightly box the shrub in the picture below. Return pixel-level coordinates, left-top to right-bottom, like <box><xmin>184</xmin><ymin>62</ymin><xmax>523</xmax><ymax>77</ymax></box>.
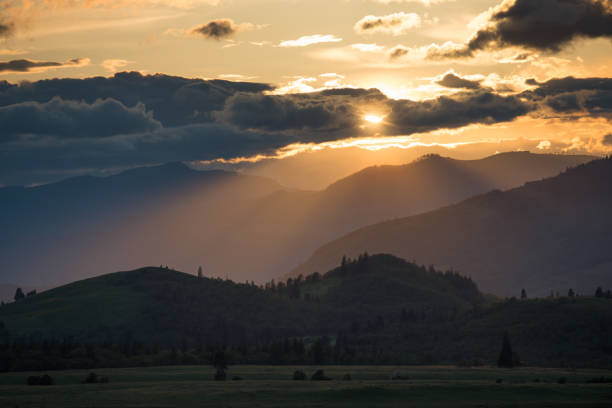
<box><xmin>311</xmin><ymin>369</ymin><xmax>331</xmax><ymax>381</ymax></box>
<box><xmin>214</xmin><ymin>369</ymin><xmax>227</xmax><ymax>381</ymax></box>
<box><xmin>557</xmin><ymin>377</ymin><xmax>567</xmax><ymax>384</ymax></box>
<box><xmin>342</xmin><ymin>373</ymin><xmax>352</xmax><ymax>381</ymax></box>
<box><xmin>82</xmin><ymin>372</ymin><xmax>98</xmax><ymax>384</ymax></box>
<box><xmin>293</xmin><ymin>370</ymin><xmax>307</xmax><ymax>381</ymax></box>
<box><xmin>27</xmin><ymin>375</ymin><xmax>53</xmax><ymax>386</ymax></box>
<box><xmin>391</xmin><ymin>370</ymin><xmax>409</xmax><ymax>380</ymax></box>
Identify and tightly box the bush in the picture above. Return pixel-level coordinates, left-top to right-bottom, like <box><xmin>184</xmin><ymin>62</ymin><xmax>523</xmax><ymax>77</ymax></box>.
<box><xmin>587</xmin><ymin>377</ymin><xmax>612</xmax><ymax>383</ymax></box>
<box><xmin>342</xmin><ymin>373</ymin><xmax>352</xmax><ymax>381</ymax></box>
<box><xmin>557</xmin><ymin>377</ymin><xmax>567</xmax><ymax>384</ymax></box>
<box><xmin>82</xmin><ymin>372</ymin><xmax>98</xmax><ymax>384</ymax></box>
<box><xmin>27</xmin><ymin>374</ymin><xmax>53</xmax><ymax>386</ymax></box>
<box><xmin>232</xmin><ymin>376</ymin><xmax>243</xmax><ymax>381</ymax></box>
<box><xmin>293</xmin><ymin>370</ymin><xmax>307</xmax><ymax>381</ymax></box>
<box><xmin>311</xmin><ymin>369</ymin><xmax>331</xmax><ymax>381</ymax></box>
<box><xmin>214</xmin><ymin>369</ymin><xmax>227</xmax><ymax>381</ymax></box>
<box><xmin>391</xmin><ymin>370</ymin><xmax>409</xmax><ymax>380</ymax></box>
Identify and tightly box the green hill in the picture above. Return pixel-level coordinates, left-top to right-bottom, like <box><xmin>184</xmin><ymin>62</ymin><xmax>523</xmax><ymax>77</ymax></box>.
<box><xmin>1</xmin><ymin>255</ymin><xmax>611</xmax><ymax>370</ymax></box>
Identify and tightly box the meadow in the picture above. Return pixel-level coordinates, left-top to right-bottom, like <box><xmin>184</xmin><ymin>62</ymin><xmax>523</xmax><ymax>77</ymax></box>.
<box><xmin>1</xmin><ymin>365</ymin><xmax>611</xmax><ymax>407</ymax></box>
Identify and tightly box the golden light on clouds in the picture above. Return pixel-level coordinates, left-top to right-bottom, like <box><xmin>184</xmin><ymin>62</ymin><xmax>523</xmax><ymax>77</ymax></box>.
<box><xmin>364</xmin><ymin>114</ymin><xmax>384</xmax><ymax>124</ymax></box>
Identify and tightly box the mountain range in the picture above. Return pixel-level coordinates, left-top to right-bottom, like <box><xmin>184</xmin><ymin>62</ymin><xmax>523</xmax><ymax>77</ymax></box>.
<box><xmin>0</xmin><ymin>151</ymin><xmax>594</xmax><ymax>294</ymax></box>
<box><xmin>291</xmin><ymin>156</ymin><xmax>612</xmax><ymax>296</ymax></box>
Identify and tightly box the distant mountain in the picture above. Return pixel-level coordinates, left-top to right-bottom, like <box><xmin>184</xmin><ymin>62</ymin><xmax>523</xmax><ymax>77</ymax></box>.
<box><xmin>290</xmin><ymin>157</ymin><xmax>612</xmax><ymax>296</ymax></box>
<box><xmin>1</xmin><ymin>254</ymin><xmax>611</xmax><ymax>369</ymax></box>
<box><xmin>0</xmin><ymin>152</ymin><xmax>594</xmax><ymax>287</ymax></box>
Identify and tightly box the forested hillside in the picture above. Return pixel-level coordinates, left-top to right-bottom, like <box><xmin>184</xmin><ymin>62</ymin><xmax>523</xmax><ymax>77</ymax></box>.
<box><xmin>1</xmin><ymin>254</ymin><xmax>611</xmax><ymax>371</ymax></box>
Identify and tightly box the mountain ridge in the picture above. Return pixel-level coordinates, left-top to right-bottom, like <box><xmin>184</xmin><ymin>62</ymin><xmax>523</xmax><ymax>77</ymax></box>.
<box><xmin>289</xmin><ymin>156</ymin><xmax>612</xmax><ymax>296</ymax></box>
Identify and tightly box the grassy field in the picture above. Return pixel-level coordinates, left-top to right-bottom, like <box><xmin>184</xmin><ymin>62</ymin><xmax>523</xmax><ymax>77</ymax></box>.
<box><xmin>1</xmin><ymin>365</ymin><xmax>611</xmax><ymax>407</ymax></box>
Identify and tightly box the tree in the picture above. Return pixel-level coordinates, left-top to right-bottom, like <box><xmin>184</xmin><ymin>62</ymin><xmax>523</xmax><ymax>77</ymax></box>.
<box><xmin>520</xmin><ymin>289</ymin><xmax>527</xmax><ymax>299</ymax></box>
<box><xmin>595</xmin><ymin>287</ymin><xmax>604</xmax><ymax>298</ymax></box>
<box><xmin>212</xmin><ymin>350</ymin><xmax>228</xmax><ymax>381</ymax></box>
<box><xmin>14</xmin><ymin>288</ymin><xmax>25</xmax><ymax>302</ymax></box>
<box><xmin>497</xmin><ymin>332</ymin><xmax>514</xmax><ymax>368</ymax></box>
<box><xmin>568</xmin><ymin>288</ymin><xmax>575</xmax><ymax>297</ymax></box>
<box><xmin>197</xmin><ymin>266</ymin><xmax>203</xmax><ymax>280</ymax></box>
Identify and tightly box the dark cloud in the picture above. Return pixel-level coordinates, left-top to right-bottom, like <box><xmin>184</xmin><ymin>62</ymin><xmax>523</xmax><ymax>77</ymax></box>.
<box><xmin>0</xmin><ymin>97</ymin><xmax>161</xmax><ymax>141</ymax></box>
<box><xmin>2</xmin><ymin>72</ymin><xmax>610</xmax><ymax>186</ymax></box>
<box><xmin>0</xmin><ymin>71</ymin><xmax>273</xmax><ymax>127</ymax></box>
<box><xmin>429</xmin><ymin>0</ymin><xmax>612</xmax><ymax>59</ymax></box>
<box><xmin>389</xmin><ymin>46</ymin><xmax>409</xmax><ymax>59</ymax></box>
<box><xmin>602</xmin><ymin>133</ymin><xmax>612</xmax><ymax>145</ymax></box>
<box><xmin>436</xmin><ymin>73</ymin><xmax>482</xmax><ymax>89</ymax></box>
<box><xmin>191</xmin><ymin>19</ymin><xmax>238</xmax><ymax>40</ymax></box>
<box><xmin>217</xmin><ymin>89</ymin><xmax>384</xmax><ymax>133</ymax></box>
<box><xmin>521</xmin><ymin>76</ymin><xmax>612</xmax><ymax>118</ymax></box>
<box><xmin>386</xmin><ymin>91</ymin><xmax>532</xmax><ymax>134</ymax></box>
<box><xmin>354</xmin><ymin>12</ymin><xmax>420</xmax><ymax>35</ymax></box>
<box><xmin>0</xmin><ymin>22</ymin><xmax>14</xmax><ymax>38</ymax></box>
<box><xmin>0</xmin><ymin>58</ymin><xmax>86</xmax><ymax>73</ymax></box>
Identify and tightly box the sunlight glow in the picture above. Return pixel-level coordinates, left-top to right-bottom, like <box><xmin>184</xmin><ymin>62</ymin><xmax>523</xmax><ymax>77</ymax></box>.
<box><xmin>364</xmin><ymin>114</ymin><xmax>384</xmax><ymax>124</ymax></box>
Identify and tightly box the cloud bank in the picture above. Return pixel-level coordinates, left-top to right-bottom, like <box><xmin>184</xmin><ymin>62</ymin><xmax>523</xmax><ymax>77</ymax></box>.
<box><xmin>1</xmin><ymin>72</ymin><xmax>611</xmax><ymax>185</ymax></box>
<box><xmin>0</xmin><ymin>58</ymin><xmax>89</xmax><ymax>73</ymax></box>
<box><xmin>429</xmin><ymin>0</ymin><xmax>612</xmax><ymax>59</ymax></box>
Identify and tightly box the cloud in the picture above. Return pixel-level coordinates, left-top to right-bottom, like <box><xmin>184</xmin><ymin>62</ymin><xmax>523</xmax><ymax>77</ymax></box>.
<box><xmin>102</xmin><ymin>59</ymin><xmax>133</xmax><ymax>73</ymax></box>
<box><xmin>436</xmin><ymin>72</ymin><xmax>482</xmax><ymax>89</ymax></box>
<box><xmin>521</xmin><ymin>76</ymin><xmax>612</xmax><ymax>119</ymax></box>
<box><xmin>191</xmin><ymin>19</ymin><xmax>238</xmax><ymax>40</ymax></box>
<box><xmin>215</xmin><ymin>91</ymin><xmax>375</xmax><ymax>133</ymax></box>
<box><xmin>371</xmin><ymin>0</ymin><xmax>451</xmax><ymax>5</ymax></box>
<box><xmin>351</xmin><ymin>43</ymin><xmax>383</xmax><ymax>52</ymax></box>
<box><xmin>279</xmin><ymin>34</ymin><xmax>342</xmax><ymax>47</ymax></box>
<box><xmin>389</xmin><ymin>46</ymin><xmax>410</xmax><ymax>59</ymax></box>
<box><xmin>386</xmin><ymin>91</ymin><xmax>532</xmax><ymax>134</ymax></box>
<box><xmin>0</xmin><ymin>71</ymin><xmax>273</xmax><ymax>127</ymax></box>
<box><xmin>0</xmin><ymin>58</ymin><xmax>89</xmax><ymax>73</ymax></box>
<box><xmin>0</xmin><ymin>22</ymin><xmax>14</xmax><ymax>39</ymax></box>
<box><xmin>603</xmin><ymin>133</ymin><xmax>612</xmax><ymax>145</ymax></box>
<box><xmin>355</xmin><ymin>12</ymin><xmax>421</xmax><ymax>36</ymax></box>
<box><xmin>0</xmin><ymin>97</ymin><xmax>161</xmax><ymax>140</ymax></box>
<box><xmin>3</xmin><ymin>71</ymin><xmax>611</xmax><ymax>185</ymax></box>
<box><xmin>429</xmin><ymin>0</ymin><xmax>612</xmax><ymax>59</ymax></box>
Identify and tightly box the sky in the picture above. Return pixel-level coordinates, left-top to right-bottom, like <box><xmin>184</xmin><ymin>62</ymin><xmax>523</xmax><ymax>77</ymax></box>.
<box><xmin>1</xmin><ymin>0</ymin><xmax>612</xmax><ymax>186</ymax></box>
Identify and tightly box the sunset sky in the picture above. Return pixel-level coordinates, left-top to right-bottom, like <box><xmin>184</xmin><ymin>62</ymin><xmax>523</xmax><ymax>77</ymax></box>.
<box><xmin>1</xmin><ymin>0</ymin><xmax>612</xmax><ymax>185</ymax></box>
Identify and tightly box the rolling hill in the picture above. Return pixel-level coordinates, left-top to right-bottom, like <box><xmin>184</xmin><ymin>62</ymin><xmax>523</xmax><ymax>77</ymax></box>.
<box><xmin>290</xmin><ymin>157</ymin><xmax>612</xmax><ymax>297</ymax></box>
<box><xmin>1</xmin><ymin>254</ymin><xmax>611</xmax><ymax>370</ymax></box>
<box><xmin>0</xmin><ymin>152</ymin><xmax>594</xmax><ymax>288</ymax></box>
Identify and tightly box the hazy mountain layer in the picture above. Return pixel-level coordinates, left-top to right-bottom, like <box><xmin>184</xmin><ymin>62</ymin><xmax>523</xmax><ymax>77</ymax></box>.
<box><xmin>291</xmin><ymin>157</ymin><xmax>612</xmax><ymax>296</ymax></box>
<box><xmin>0</xmin><ymin>152</ymin><xmax>594</xmax><ymax>287</ymax></box>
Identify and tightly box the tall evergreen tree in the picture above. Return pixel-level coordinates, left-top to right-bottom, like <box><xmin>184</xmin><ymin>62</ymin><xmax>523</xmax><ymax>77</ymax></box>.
<box><xmin>595</xmin><ymin>287</ymin><xmax>604</xmax><ymax>298</ymax></box>
<box><xmin>521</xmin><ymin>289</ymin><xmax>527</xmax><ymax>299</ymax></box>
<box><xmin>197</xmin><ymin>266</ymin><xmax>203</xmax><ymax>279</ymax></box>
<box><xmin>14</xmin><ymin>288</ymin><xmax>25</xmax><ymax>302</ymax></box>
<box><xmin>497</xmin><ymin>332</ymin><xmax>514</xmax><ymax>368</ymax></box>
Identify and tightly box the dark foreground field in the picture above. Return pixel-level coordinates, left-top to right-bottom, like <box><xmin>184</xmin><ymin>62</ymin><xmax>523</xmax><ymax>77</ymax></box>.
<box><xmin>1</xmin><ymin>365</ymin><xmax>611</xmax><ymax>407</ymax></box>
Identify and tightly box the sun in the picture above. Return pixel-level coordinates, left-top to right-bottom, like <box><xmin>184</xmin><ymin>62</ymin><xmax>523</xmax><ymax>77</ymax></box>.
<box><xmin>364</xmin><ymin>114</ymin><xmax>384</xmax><ymax>124</ymax></box>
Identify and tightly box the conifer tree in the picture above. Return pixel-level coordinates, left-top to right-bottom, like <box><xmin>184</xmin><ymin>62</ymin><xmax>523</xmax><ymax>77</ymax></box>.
<box><xmin>497</xmin><ymin>332</ymin><xmax>514</xmax><ymax>368</ymax></box>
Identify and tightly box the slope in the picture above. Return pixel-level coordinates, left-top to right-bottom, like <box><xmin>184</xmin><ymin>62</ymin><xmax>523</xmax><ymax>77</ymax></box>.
<box><xmin>290</xmin><ymin>157</ymin><xmax>612</xmax><ymax>296</ymax></box>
